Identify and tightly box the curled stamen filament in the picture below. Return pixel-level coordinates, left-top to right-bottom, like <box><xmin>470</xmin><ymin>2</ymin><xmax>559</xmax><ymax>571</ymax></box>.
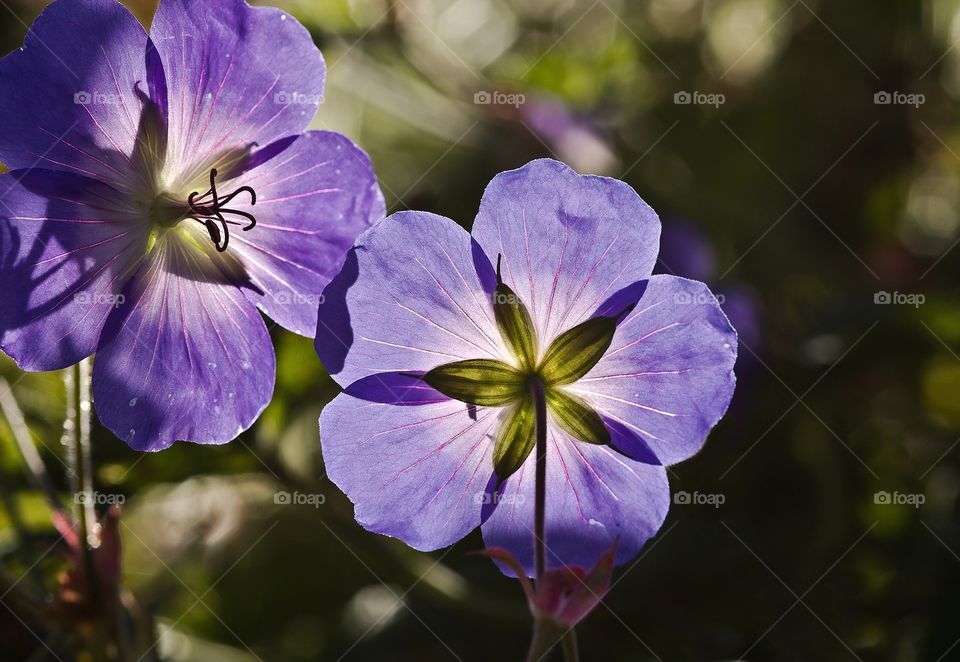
<box><xmin>186</xmin><ymin>168</ymin><xmax>257</xmax><ymax>252</ymax></box>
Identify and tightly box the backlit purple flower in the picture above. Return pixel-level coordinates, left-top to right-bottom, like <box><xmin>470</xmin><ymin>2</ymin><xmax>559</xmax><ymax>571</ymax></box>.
<box><xmin>0</xmin><ymin>0</ymin><xmax>384</xmax><ymax>450</ymax></box>
<box><xmin>316</xmin><ymin>159</ymin><xmax>736</xmax><ymax>574</ymax></box>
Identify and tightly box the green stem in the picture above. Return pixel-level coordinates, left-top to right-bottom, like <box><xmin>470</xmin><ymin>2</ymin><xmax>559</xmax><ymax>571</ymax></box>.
<box><xmin>525</xmin><ymin>619</ymin><xmax>561</xmax><ymax>662</ymax></box>
<box><xmin>529</xmin><ymin>376</ymin><xmax>547</xmax><ymax>583</ymax></box>
<box><xmin>560</xmin><ymin>628</ymin><xmax>580</xmax><ymax>662</ymax></box>
<box><xmin>66</xmin><ymin>359</ymin><xmax>96</xmax><ymax>548</ymax></box>
<box><xmin>65</xmin><ymin>358</ymin><xmax>108</xmax><ymax>661</ymax></box>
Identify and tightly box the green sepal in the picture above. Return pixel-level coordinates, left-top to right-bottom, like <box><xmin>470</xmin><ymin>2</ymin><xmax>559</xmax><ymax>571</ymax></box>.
<box><xmin>494</xmin><ymin>257</ymin><xmax>538</xmax><ymax>369</ymax></box>
<box><xmin>546</xmin><ymin>389</ymin><xmax>610</xmax><ymax>446</ymax></box>
<box><xmin>421</xmin><ymin>359</ymin><xmax>525</xmax><ymax>406</ymax></box>
<box><xmin>492</xmin><ymin>394</ymin><xmax>537</xmax><ymax>482</ymax></box>
<box><xmin>539</xmin><ymin>315</ymin><xmax>619</xmax><ymax>386</ymax></box>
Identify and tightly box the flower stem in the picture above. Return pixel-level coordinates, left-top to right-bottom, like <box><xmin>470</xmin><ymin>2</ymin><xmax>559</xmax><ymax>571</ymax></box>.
<box><xmin>65</xmin><ymin>358</ymin><xmax>97</xmax><ymax>548</ymax></box>
<box><xmin>525</xmin><ymin>618</ymin><xmax>560</xmax><ymax>662</ymax></box>
<box><xmin>529</xmin><ymin>376</ymin><xmax>547</xmax><ymax>583</ymax></box>
<box><xmin>560</xmin><ymin>628</ymin><xmax>580</xmax><ymax>662</ymax></box>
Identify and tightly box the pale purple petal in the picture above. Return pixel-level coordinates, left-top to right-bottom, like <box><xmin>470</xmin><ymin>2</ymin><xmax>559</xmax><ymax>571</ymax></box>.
<box><xmin>568</xmin><ymin>275</ymin><xmax>737</xmax><ymax>465</ymax></box>
<box><xmin>471</xmin><ymin>159</ymin><xmax>660</xmax><ymax>346</ymax></box>
<box><xmin>0</xmin><ymin>170</ymin><xmax>147</xmax><ymax>371</ymax></box>
<box><xmin>0</xmin><ymin>0</ymin><xmax>156</xmax><ymax>190</ymax></box>
<box><xmin>320</xmin><ymin>382</ymin><xmax>497</xmax><ymax>550</ymax></box>
<box><xmin>316</xmin><ymin>211</ymin><xmax>509</xmax><ymax>385</ymax></box>
<box><xmin>481</xmin><ymin>425</ymin><xmax>670</xmax><ymax>575</ymax></box>
<box><xmin>150</xmin><ymin>0</ymin><xmax>324</xmax><ymax>181</ymax></box>
<box><xmin>219</xmin><ymin>131</ymin><xmax>383</xmax><ymax>336</ymax></box>
<box><xmin>92</xmin><ymin>237</ymin><xmax>275</xmax><ymax>451</ymax></box>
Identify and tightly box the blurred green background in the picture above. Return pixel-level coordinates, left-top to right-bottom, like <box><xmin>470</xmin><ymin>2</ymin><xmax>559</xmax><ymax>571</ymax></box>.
<box><xmin>2</xmin><ymin>0</ymin><xmax>960</xmax><ymax>660</ymax></box>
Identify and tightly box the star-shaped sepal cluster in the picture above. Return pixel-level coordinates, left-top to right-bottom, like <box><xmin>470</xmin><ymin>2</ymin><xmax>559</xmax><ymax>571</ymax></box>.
<box><xmin>420</xmin><ymin>257</ymin><xmax>629</xmax><ymax>483</ymax></box>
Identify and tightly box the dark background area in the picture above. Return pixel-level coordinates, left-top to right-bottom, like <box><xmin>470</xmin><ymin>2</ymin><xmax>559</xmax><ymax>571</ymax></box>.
<box><xmin>1</xmin><ymin>0</ymin><xmax>959</xmax><ymax>660</ymax></box>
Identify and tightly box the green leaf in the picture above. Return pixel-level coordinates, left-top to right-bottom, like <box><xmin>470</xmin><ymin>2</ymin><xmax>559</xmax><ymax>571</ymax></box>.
<box><xmin>494</xmin><ymin>257</ymin><xmax>538</xmax><ymax>369</ymax></box>
<box><xmin>422</xmin><ymin>359</ymin><xmax>525</xmax><ymax>406</ymax></box>
<box><xmin>539</xmin><ymin>316</ymin><xmax>619</xmax><ymax>386</ymax></box>
<box><xmin>546</xmin><ymin>389</ymin><xmax>610</xmax><ymax>446</ymax></box>
<box><xmin>493</xmin><ymin>395</ymin><xmax>537</xmax><ymax>482</ymax></box>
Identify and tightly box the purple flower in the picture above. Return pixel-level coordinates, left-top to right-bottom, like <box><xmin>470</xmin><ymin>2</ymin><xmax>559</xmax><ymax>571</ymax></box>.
<box><xmin>0</xmin><ymin>0</ymin><xmax>384</xmax><ymax>450</ymax></box>
<box><xmin>316</xmin><ymin>159</ymin><xmax>736</xmax><ymax>574</ymax></box>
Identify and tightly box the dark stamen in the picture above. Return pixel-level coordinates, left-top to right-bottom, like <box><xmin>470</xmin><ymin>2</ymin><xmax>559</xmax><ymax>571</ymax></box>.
<box><xmin>186</xmin><ymin>168</ymin><xmax>258</xmax><ymax>252</ymax></box>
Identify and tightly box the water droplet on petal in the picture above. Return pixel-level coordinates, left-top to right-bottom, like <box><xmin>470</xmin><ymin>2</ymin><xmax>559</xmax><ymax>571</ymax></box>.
<box><xmin>208</xmin><ymin>362</ymin><xmax>218</xmax><ymax>369</ymax></box>
<box><xmin>128</xmin><ymin>429</ymin><xmax>136</xmax><ymax>437</ymax></box>
<box><xmin>128</xmin><ymin>397</ymin><xmax>137</xmax><ymax>407</ymax></box>
<box><xmin>588</xmin><ymin>518</ymin><xmax>605</xmax><ymax>528</ymax></box>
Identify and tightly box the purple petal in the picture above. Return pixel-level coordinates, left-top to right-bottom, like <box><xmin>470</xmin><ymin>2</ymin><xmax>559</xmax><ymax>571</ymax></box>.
<box><xmin>0</xmin><ymin>170</ymin><xmax>147</xmax><ymax>371</ymax></box>
<box><xmin>92</xmin><ymin>238</ymin><xmax>275</xmax><ymax>451</ymax></box>
<box><xmin>0</xmin><ymin>0</ymin><xmax>154</xmax><ymax>188</ymax></box>
<box><xmin>481</xmin><ymin>426</ymin><xmax>669</xmax><ymax>575</ymax></box>
<box><xmin>316</xmin><ymin>211</ymin><xmax>509</xmax><ymax>386</ymax></box>
<box><xmin>568</xmin><ymin>275</ymin><xmax>737</xmax><ymax>465</ymax></box>
<box><xmin>220</xmin><ymin>131</ymin><xmax>383</xmax><ymax>336</ymax></box>
<box><xmin>150</xmin><ymin>0</ymin><xmax>324</xmax><ymax>179</ymax></box>
<box><xmin>471</xmin><ymin>158</ymin><xmax>660</xmax><ymax>346</ymax></box>
<box><xmin>320</xmin><ymin>391</ymin><xmax>498</xmax><ymax>551</ymax></box>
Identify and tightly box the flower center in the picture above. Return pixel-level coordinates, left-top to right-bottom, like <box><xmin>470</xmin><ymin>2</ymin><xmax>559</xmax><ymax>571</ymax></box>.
<box><xmin>148</xmin><ymin>169</ymin><xmax>258</xmax><ymax>253</ymax></box>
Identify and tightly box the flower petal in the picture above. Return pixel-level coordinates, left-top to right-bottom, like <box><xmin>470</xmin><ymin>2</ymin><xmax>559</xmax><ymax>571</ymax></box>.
<box><xmin>471</xmin><ymin>159</ymin><xmax>660</xmax><ymax>348</ymax></box>
<box><xmin>0</xmin><ymin>0</ymin><xmax>156</xmax><ymax>189</ymax></box>
<box><xmin>92</xmin><ymin>236</ymin><xmax>275</xmax><ymax>451</ymax></box>
<box><xmin>150</xmin><ymin>0</ymin><xmax>325</xmax><ymax>182</ymax></box>
<box><xmin>220</xmin><ymin>131</ymin><xmax>383</xmax><ymax>336</ymax></box>
<box><xmin>320</xmin><ymin>388</ymin><xmax>498</xmax><ymax>551</ymax></box>
<box><xmin>567</xmin><ymin>275</ymin><xmax>737</xmax><ymax>465</ymax></box>
<box><xmin>481</xmin><ymin>426</ymin><xmax>669</xmax><ymax>575</ymax></box>
<box><xmin>316</xmin><ymin>211</ymin><xmax>510</xmax><ymax>385</ymax></box>
<box><xmin>0</xmin><ymin>169</ymin><xmax>147</xmax><ymax>370</ymax></box>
